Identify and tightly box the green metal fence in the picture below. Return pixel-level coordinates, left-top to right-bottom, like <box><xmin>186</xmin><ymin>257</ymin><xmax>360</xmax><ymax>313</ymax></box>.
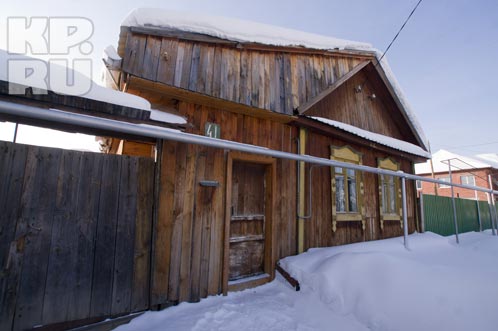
<box><xmin>422</xmin><ymin>194</ymin><xmax>497</xmax><ymax>236</ymax></box>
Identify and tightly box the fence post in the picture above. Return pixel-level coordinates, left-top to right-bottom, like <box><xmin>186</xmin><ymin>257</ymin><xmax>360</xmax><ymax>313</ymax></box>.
<box><xmin>401</xmin><ymin>175</ymin><xmax>409</xmax><ymax>249</ymax></box>
<box><xmin>475</xmin><ymin>190</ymin><xmax>482</xmax><ymax>232</ymax></box>
<box><xmin>448</xmin><ymin>160</ymin><xmax>459</xmax><ymax>244</ymax></box>
<box><xmin>419</xmin><ymin>193</ymin><xmax>425</xmax><ymax>233</ymax></box>
<box><xmin>487</xmin><ymin>193</ymin><xmax>496</xmax><ymax>236</ymax></box>
<box><xmin>488</xmin><ymin>174</ymin><xmax>497</xmax><ymax>236</ymax></box>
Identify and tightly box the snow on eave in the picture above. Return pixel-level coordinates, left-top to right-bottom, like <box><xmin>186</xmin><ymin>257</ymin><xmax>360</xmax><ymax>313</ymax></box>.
<box><xmin>121</xmin><ymin>8</ymin><xmax>372</xmax><ymax>52</ymax></box>
<box><xmin>309</xmin><ymin>116</ymin><xmax>430</xmax><ymax>158</ymax></box>
<box><xmin>1</xmin><ymin>49</ymin><xmax>186</xmax><ymax>126</ymax></box>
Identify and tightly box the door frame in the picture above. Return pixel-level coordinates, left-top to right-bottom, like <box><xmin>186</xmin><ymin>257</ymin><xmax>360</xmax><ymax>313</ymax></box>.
<box><xmin>222</xmin><ymin>151</ymin><xmax>276</xmax><ymax>294</ymax></box>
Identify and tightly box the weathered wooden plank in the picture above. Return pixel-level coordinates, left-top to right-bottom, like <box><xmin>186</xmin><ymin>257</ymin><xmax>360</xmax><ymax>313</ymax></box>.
<box><xmin>282</xmin><ymin>54</ymin><xmax>293</xmax><ymax>114</ymax></box>
<box><xmin>131</xmin><ymin>157</ymin><xmax>154</xmax><ymax>311</ymax></box>
<box><xmin>122</xmin><ymin>33</ymin><xmax>139</xmax><ymax>74</ymax></box>
<box><xmin>178</xmin><ymin>143</ymin><xmax>197</xmax><ymax>302</ymax></box>
<box><xmin>90</xmin><ymin>154</ymin><xmax>122</xmax><ymax>317</ymax></box>
<box><xmin>67</xmin><ymin>153</ymin><xmax>103</xmax><ymax>321</ymax></box>
<box><xmin>150</xmin><ymin>140</ymin><xmax>177</xmax><ymax>306</ymax></box>
<box><xmin>0</xmin><ymin>142</ymin><xmax>28</xmax><ymax>331</ymax></box>
<box><xmin>157</xmin><ymin>38</ymin><xmax>179</xmax><ymax>85</ymax></box>
<box><xmin>250</xmin><ymin>52</ymin><xmax>264</xmax><ymax>108</ymax></box>
<box><xmin>174</xmin><ymin>42</ymin><xmax>193</xmax><ymax>89</ymax></box>
<box><xmin>289</xmin><ymin>55</ymin><xmax>300</xmax><ymax>111</ymax></box>
<box><xmin>13</xmin><ymin>146</ymin><xmax>62</xmax><ymax>331</ymax></box>
<box><xmin>111</xmin><ymin>156</ymin><xmax>139</xmax><ymax>316</ymax></box>
<box><xmin>207</xmin><ymin>146</ymin><xmax>225</xmax><ymax>295</ymax></box>
<box><xmin>211</xmin><ymin>47</ymin><xmax>223</xmax><ymax>99</ymax></box>
<box><xmin>142</xmin><ymin>36</ymin><xmax>162</xmax><ymax>81</ymax></box>
<box><xmin>0</xmin><ymin>142</ymin><xmax>27</xmax><ymax>271</ymax></box>
<box><xmin>188</xmin><ymin>44</ymin><xmax>202</xmax><ymax>92</ymax></box>
<box><xmin>130</xmin><ymin>35</ymin><xmax>147</xmax><ymax>77</ymax></box>
<box><xmin>42</xmin><ymin>149</ymin><xmax>82</xmax><ymax>325</ymax></box>
<box><xmin>304</xmin><ymin>55</ymin><xmax>313</xmax><ymax>102</ymax></box>
<box><xmin>198</xmin><ymin>45</ymin><xmax>215</xmax><ymax>95</ymax></box>
<box><xmin>220</xmin><ymin>48</ymin><xmax>240</xmax><ymax>103</ymax></box>
<box><xmin>189</xmin><ymin>150</ymin><xmax>206</xmax><ymax>302</ymax></box>
<box><xmin>168</xmin><ymin>143</ymin><xmax>187</xmax><ymax>303</ymax></box>
<box><xmin>239</xmin><ymin>50</ymin><xmax>252</xmax><ymax>106</ymax></box>
<box><xmin>263</xmin><ymin>53</ymin><xmax>271</xmax><ymax>110</ymax></box>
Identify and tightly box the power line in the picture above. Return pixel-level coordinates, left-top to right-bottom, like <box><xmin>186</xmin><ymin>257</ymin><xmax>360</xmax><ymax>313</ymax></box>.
<box><xmin>441</xmin><ymin>140</ymin><xmax>498</xmax><ymax>149</ymax></box>
<box><xmin>376</xmin><ymin>0</ymin><xmax>424</xmax><ymax>66</ymax></box>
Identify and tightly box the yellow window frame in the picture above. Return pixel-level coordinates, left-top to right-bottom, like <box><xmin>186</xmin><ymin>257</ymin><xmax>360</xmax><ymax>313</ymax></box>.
<box><xmin>377</xmin><ymin>157</ymin><xmax>402</xmax><ymax>230</ymax></box>
<box><xmin>330</xmin><ymin>145</ymin><xmax>365</xmax><ymax>232</ymax></box>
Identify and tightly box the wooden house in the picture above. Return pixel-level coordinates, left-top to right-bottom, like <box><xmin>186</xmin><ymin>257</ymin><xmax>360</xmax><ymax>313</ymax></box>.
<box><xmin>103</xmin><ymin>8</ymin><xmax>431</xmax><ymax>307</ymax></box>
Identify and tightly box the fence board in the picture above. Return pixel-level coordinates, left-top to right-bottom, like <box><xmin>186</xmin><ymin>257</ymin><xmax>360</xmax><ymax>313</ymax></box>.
<box><xmin>111</xmin><ymin>156</ymin><xmax>139</xmax><ymax>316</ymax></box>
<box><xmin>423</xmin><ymin>194</ymin><xmax>495</xmax><ymax>237</ymax></box>
<box><xmin>90</xmin><ymin>155</ymin><xmax>122</xmax><ymax>317</ymax></box>
<box><xmin>0</xmin><ymin>142</ymin><xmax>28</xmax><ymax>331</ymax></box>
<box><xmin>14</xmin><ymin>147</ymin><xmax>62</xmax><ymax>331</ymax></box>
<box><xmin>0</xmin><ymin>142</ymin><xmax>155</xmax><ymax>330</ymax></box>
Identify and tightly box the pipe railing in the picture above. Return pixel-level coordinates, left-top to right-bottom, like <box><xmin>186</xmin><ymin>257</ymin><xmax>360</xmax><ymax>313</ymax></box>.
<box><xmin>1</xmin><ymin>100</ymin><xmax>497</xmax><ymax>248</ymax></box>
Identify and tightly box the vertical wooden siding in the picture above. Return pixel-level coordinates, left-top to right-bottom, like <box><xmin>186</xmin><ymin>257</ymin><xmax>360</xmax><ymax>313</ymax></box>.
<box><xmin>0</xmin><ymin>142</ymin><xmax>154</xmax><ymax>331</ymax></box>
<box><xmin>151</xmin><ymin>102</ymin><xmax>298</xmax><ymax>305</ymax></box>
<box><xmin>122</xmin><ymin>32</ymin><xmax>365</xmax><ymax>115</ymax></box>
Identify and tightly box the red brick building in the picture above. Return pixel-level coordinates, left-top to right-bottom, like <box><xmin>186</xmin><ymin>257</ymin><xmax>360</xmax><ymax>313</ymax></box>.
<box><xmin>415</xmin><ymin>150</ymin><xmax>498</xmax><ymax>201</ymax></box>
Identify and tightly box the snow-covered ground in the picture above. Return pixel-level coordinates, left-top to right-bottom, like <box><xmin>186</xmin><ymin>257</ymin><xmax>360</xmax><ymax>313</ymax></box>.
<box><xmin>115</xmin><ymin>231</ymin><xmax>498</xmax><ymax>331</ymax></box>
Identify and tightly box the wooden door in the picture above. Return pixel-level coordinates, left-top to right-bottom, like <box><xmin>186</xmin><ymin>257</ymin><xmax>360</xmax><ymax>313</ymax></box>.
<box><xmin>228</xmin><ymin>161</ymin><xmax>266</xmax><ymax>280</ymax></box>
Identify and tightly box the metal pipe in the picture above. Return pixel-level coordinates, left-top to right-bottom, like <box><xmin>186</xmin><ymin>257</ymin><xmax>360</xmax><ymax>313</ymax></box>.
<box><xmin>13</xmin><ymin>123</ymin><xmax>19</xmax><ymax>143</ymax></box>
<box><xmin>447</xmin><ymin>159</ymin><xmax>459</xmax><ymax>244</ymax></box>
<box><xmin>475</xmin><ymin>190</ymin><xmax>482</xmax><ymax>232</ymax></box>
<box><xmin>297</xmin><ymin>165</ymin><xmax>325</xmax><ymax>220</ymax></box>
<box><xmin>1</xmin><ymin>100</ymin><xmax>497</xmax><ymax>196</ymax></box>
<box><xmin>489</xmin><ymin>175</ymin><xmax>498</xmax><ymax>234</ymax></box>
<box><xmin>401</xmin><ymin>175</ymin><xmax>409</xmax><ymax>249</ymax></box>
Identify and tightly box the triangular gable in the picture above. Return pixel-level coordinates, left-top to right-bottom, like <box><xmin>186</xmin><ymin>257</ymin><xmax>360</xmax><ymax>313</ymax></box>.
<box><xmin>297</xmin><ymin>61</ymin><xmax>426</xmax><ymax>150</ymax></box>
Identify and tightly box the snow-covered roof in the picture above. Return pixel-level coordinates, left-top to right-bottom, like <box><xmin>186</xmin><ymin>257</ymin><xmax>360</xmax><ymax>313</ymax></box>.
<box><xmin>415</xmin><ymin>150</ymin><xmax>498</xmax><ymax>174</ymax></box>
<box><xmin>475</xmin><ymin>153</ymin><xmax>498</xmax><ymax>169</ymax></box>
<box><xmin>0</xmin><ymin>49</ymin><xmax>186</xmax><ymax>125</ymax></box>
<box><xmin>309</xmin><ymin>116</ymin><xmax>430</xmax><ymax>158</ymax></box>
<box><xmin>122</xmin><ymin>8</ymin><xmax>372</xmax><ymax>51</ymax></box>
<box><xmin>121</xmin><ymin>8</ymin><xmax>428</xmax><ymax>151</ymax></box>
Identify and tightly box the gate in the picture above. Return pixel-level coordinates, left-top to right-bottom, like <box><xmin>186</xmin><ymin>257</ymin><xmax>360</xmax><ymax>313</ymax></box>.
<box><xmin>0</xmin><ymin>141</ymin><xmax>155</xmax><ymax>330</ymax></box>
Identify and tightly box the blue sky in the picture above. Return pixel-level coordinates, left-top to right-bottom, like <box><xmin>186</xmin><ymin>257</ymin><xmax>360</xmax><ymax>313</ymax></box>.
<box><xmin>1</xmin><ymin>0</ymin><xmax>497</xmax><ymax>156</ymax></box>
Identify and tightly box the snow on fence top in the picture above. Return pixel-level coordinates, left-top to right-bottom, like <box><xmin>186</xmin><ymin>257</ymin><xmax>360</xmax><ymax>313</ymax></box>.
<box><xmin>122</xmin><ymin>8</ymin><xmax>429</xmax><ymax>151</ymax></box>
<box><xmin>309</xmin><ymin>116</ymin><xmax>431</xmax><ymax>158</ymax></box>
<box><xmin>0</xmin><ymin>49</ymin><xmax>186</xmax><ymax>125</ymax></box>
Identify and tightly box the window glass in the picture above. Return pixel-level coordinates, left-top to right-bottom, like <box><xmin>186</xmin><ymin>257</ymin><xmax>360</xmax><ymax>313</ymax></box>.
<box><xmin>336</xmin><ymin>172</ymin><xmax>345</xmax><ymax>212</ymax></box>
<box><xmin>461</xmin><ymin>175</ymin><xmax>475</xmax><ymax>186</ymax></box>
<box><xmin>348</xmin><ymin>172</ymin><xmax>357</xmax><ymax>212</ymax></box>
<box><xmin>439</xmin><ymin>177</ymin><xmax>451</xmax><ymax>188</ymax></box>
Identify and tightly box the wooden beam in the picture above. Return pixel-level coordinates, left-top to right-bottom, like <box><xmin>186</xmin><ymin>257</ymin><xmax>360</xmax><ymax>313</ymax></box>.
<box><xmin>127</xmin><ymin>76</ymin><xmax>295</xmax><ymax>124</ymax></box>
<box><xmin>296</xmin><ymin>60</ymin><xmax>370</xmax><ymax>115</ymax></box>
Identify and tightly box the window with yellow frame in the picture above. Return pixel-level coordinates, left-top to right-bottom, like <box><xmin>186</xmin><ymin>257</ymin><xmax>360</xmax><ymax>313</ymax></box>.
<box><xmin>377</xmin><ymin>157</ymin><xmax>402</xmax><ymax>230</ymax></box>
<box><xmin>330</xmin><ymin>145</ymin><xmax>365</xmax><ymax>232</ymax></box>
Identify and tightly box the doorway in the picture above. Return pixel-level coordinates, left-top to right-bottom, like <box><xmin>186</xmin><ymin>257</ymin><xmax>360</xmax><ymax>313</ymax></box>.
<box><xmin>223</xmin><ymin>152</ymin><xmax>275</xmax><ymax>293</ymax></box>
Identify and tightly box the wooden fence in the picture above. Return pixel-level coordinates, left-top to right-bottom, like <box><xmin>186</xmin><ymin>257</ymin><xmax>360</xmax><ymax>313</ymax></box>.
<box><xmin>0</xmin><ymin>141</ymin><xmax>155</xmax><ymax>331</ymax></box>
<box><xmin>422</xmin><ymin>194</ymin><xmax>497</xmax><ymax>236</ymax></box>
